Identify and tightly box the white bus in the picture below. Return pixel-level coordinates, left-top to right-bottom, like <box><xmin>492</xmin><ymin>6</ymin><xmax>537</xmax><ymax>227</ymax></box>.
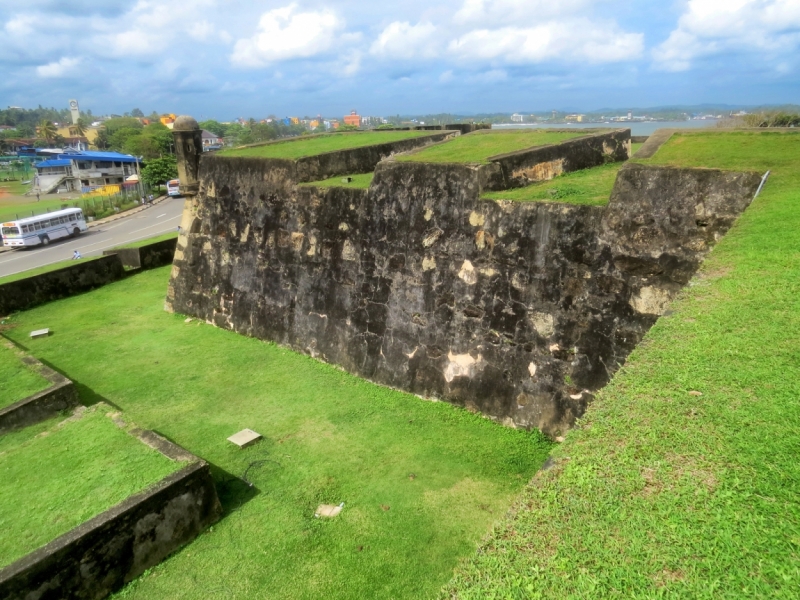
<box><xmin>167</xmin><ymin>179</ymin><xmax>181</xmax><ymax>197</ymax></box>
<box><xmin>1</xmin><ymin>208</ymin><xmax>88</xmax><ymax>248</ymax></box>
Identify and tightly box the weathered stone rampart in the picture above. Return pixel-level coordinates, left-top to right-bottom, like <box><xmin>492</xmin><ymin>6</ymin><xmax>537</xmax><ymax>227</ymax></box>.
<box><xmin>167</xmin><ymin>146</ymin><xmax>761</xmax><ymax>435</ymax></box>
<box><xmin>480</xmin><ymin>129</ymin><xmax>631</xmax><ymax>190</ymax></box>
<box><xmin>229</xmin><ymin>131</ymin><xmax>455</xmax><ymax>183</ymax></box>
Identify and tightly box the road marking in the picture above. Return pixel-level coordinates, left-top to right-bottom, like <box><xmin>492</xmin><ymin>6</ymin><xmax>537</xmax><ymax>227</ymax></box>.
<box><xmin>156</xmin><ymin>213</ymin><xmax>167</xmax><ymax>219</ymax></box>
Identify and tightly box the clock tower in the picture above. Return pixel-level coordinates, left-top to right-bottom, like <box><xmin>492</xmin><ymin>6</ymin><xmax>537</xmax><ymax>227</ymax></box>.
<box><xmin>69</xmin><ymin>99</ymin><xmax>80</xmax><ymax>125</ymax></box>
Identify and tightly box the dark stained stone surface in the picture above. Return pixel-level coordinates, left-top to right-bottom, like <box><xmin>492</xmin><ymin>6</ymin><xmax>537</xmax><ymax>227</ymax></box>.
<box><xmin>167</xmin><ymin>141</ymin><xmax>761</xmax><ymax>436</ymax></box>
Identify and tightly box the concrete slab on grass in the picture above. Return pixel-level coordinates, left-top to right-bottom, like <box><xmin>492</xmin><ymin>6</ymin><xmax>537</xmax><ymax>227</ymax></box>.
<box><xmin>227</xmin><ymin>428</ymin><xmax>262</xmax><ymax>448</ymax></box>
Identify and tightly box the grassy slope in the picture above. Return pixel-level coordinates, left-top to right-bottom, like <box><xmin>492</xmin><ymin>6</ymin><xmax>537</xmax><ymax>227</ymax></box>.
<box><xmin>300</xmin><ymin>172</ymin><xmax>375</xmax><ymax>189</ymax></box>
<box><xmin>482</xmin><ymin>162</ymin><xmax>623</xmax><ymax>206</ymax></box>
<box><xmin>398</xmin><ymin>131</ymin><xmax>585</xmax><ymax>164</ymax></box>
<box><xmin>443</xmin><ymin>131</ymin><xmax>800</xmax><ymax>598</ymax></box>
<box><xmin>0</xmin><ymin>341</ymin><xmax>51</xmax><ymax>408</ymax></box>
<box><xmin>3</xmin><ymin>268</ymin><xmax>552</xmax><ymax>600</ymax></box>
<box><xmin>220</xmin><ymin>131</ymin><xmax>430</xmax><ymax>159</ymax></box>
<box><xmin>0</xmin><ymin>255</ymin><xmax>103</xmax><ymax>285</ymax></box>
<box><xmin>0</xmin><ymin>406</ymin><xmax>180</xmax><ymax>567</ymax></box>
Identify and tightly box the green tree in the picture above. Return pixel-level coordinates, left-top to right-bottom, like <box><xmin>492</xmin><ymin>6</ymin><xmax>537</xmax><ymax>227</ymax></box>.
<box><xmin>123</xmin><ymin>135</ymin><xmax>161</xmax><ymax>159</ymax></box>
<box><xmin>108</xmin><ymin>127</ymin><xmax>142</xmax><ymax>152</ymax></box>
<box><xmin>199</xmin><ymin>120</ymin><xmax>226</xmax><ymax>137</ymax></box>
<box><xmin>94</xmin><ymin>129</ymin><xmax>110</xmax><ymax>150</ymax></box>
<box><xmin>141</xmin><ymin>156</ymin><xmax>178</xmax><ymax>188</ymax></box>
<box><xmin>131</xmin><ymin>108</ymin><xmax>145</xmax><ymax>118</ymax></box>
<box><xmin>103</xmin><ymin>117</ymin><xmax>143</xmax><ymax>136</ymax></box>
<box><xmin>74</xmin><ymin>118</ymin><xmax>88</xmax><ymax>137</ymax></box>
<box><xmin>37</xmin><ymin>119</ymin><xmax>57</xmax><ymax>143</ymax></box>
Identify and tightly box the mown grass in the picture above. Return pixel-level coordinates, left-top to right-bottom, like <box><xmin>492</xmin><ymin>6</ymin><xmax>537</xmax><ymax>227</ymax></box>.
<box><xmin>116</xmin><ymin>231</ymin><xmax>178</xmax><ymax>249</ymax></box>
<box><xmin>0</xmin><ymin>255</ymin><xmax>103</xmax><ymax>285</ymax></box>
<box><xmin>442</xmin><ymin>130</ymin><xmax>800</xmax><ymax>598</ymax></box>
<box><xmin>0</xmin><ymin>340</ymin><xmax>51</xmax><ymax>408</ymax></box>
<box><xmin>0</xmin><ymin>197</ymin><xmax>79</xmax><ymax>224</ymax></box>
<box><xmin>0</xmin><ymin>405</ymin><xmax>180</xmax><ymax>567</ymax></box>
<box><xmin>482</xmin><ymin>162</ymin><xmax>623</xmax><ymax>206</ymax></box>
<box><xmin>300</xmin><ymin>172</ymin><xmax>375</xmax><ymax>189</ymax></box>
<box><xmin>220</xmin><ymin>131</ymin><xmax>431</xmax><ymax>159</ymax></box>
<box><xmin>398</xmin><ymin>130</ymin><xmax>586</xmax><ymax>164</ymax></box>
<box><xmin>3</xmin><ymin>268</ymin><xmax>552</xmax><ymax>600</ymax></box>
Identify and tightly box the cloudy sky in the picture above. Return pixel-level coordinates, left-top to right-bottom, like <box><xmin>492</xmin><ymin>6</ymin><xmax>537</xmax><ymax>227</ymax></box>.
<box><xmin>2</xmin><ymin>0</ymin><xmax>799</xmax><ymax>119</ymax></box>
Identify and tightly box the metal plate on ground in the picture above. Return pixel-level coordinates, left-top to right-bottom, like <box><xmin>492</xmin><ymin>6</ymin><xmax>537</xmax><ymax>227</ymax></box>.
<box><xmin>227</xmin><ymin>428</ymin><xmax>262</xmax><ymax>448</ymax></box>
<box><xmin>30</xmin><ymin>329</ymin><xmax>50</xmax><ymax>338</ymax></box>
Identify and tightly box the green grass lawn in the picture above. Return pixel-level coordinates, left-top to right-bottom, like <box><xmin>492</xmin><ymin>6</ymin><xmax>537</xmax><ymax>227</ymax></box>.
<box><xmin>300</xmin><ymin>172</ymin><xmax>375</xmax><ymax>189</ymax></box>
<box><xmin>443</xmin><ymin>130</ymin><xmax>800</xmax><ymax>598</ymax></box>
<box><xmin>0</xmin><ymin>179</ymin><xmax>33</xmax><ymax>196</ymax></box>
<box><xmin>220</xmin><ymin>131</ymin><xmax>432</xmax><ymax>160</ymax></box>
<box><xmin>0</xmin><ymin>255</ymin><xmax>103</xmax><ymax>286</ymax></box>
<box><xmin>398</xmin><ymin>131</ymin><xmax>587</xmax><ymax>164</ymax></box>
<box><xmin>482</xmin><ymin>162</ymin><xmax>623</xmax><ymax>206</ymax></box>
<box><xmin>0</xmin><ymin>406</ymin><xmax>181</xmax><ymax>567</ymax></box>
<box><xmin>0</xmin><ymin>197</ymin><xmax>79</xmax><ymax>223</ymax></box>
<box><xmin>2</xmin><ymin>267</ymin><xmax>552</xmax><ymax>600</ymax></box>
<box><xmin>0</xmin><ymin>340</ymin><xmax>51</xmax><ymax>408</ymax></box>
<box><xmin>116</xmin><ymin>231</ymin><xmax>178</xmax><ymax>249</ymax></box>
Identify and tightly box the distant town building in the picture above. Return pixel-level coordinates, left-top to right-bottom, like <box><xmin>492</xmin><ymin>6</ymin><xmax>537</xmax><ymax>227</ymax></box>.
<box><xmin>160</xmin><ymin>114</ymin><xmax>177</xmax><ymax>128</ymax></box>
<box><xmin>565</xmin><ymin>114</ymin><xmax>585</xmax><ymax>122</ymax></box>
<box><xmin>343</xmin><ymin>110</ymin><xmax>361</xmax><ymax>127</ymax></box>
<box><xmin>511</xmin><ymin>113</ymin><xmax>524</xmax><ymax>123</ymax></box>
<box><xmin>32</xmin><ymin>150</ymin><xmax>140</xmax><ymax>194</ymax></box>
<box><xmin>201</xmin><ymin>129</ymin><xmax>222</xmax><ymax>150</ymax></box>
<box><xmin>0</xmin><ymin>125</ymin><xmax>16</xmax><ymax>131</ymax></box>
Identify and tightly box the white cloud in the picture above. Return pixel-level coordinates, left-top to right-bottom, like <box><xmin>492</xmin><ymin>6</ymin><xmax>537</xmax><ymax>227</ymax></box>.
<box><xmin>449</xmin><ymin>20</ymin><xmax>643</xmax><ymax>64</ymax></box>
<box><xmin>231</xmin><ymin>4</ymin><xmax>343</xmax><ymax>68</ymax></box>
<box><xmin>654</xmin><ymin>0</ymin><xmax>800</xmax><ymax>71</ymax></box>
<box><xmin>36</xmin><ymin>56</ymin><xmax>81</xmax><ymax>78</ymax></box>
<box><xmin>454</xmin><ymin>0</ymin><xmax>591</xmax><ymax>26</ymax></box>
<box><xmin>370</xmin><ymin>21</ymin><xmax>440</xmax><ymax>59</ymax></box>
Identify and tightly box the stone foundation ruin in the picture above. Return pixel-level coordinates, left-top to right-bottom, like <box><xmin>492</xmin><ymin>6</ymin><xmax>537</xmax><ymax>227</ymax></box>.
<box><xmin>167</xmin><ymin>127</ymin><xmax>761</xmax><ymax>435</ymax></box>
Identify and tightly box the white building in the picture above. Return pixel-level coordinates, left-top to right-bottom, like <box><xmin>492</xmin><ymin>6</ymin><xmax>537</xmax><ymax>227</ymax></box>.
<box><xmin>34</xmin><ymin>150</ymin><xmax>140</xmax><ymax>194</ymax></box>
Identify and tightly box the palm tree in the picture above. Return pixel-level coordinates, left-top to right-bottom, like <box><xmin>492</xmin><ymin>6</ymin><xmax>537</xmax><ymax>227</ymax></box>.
<box><xmin>37</xmin><ymin>119</ymin><xmax>57</xmax><ymax>144</ymax></box>
<box><xmin>74</xmin><ymin>117</ymin><xmax>88</xmax><ymax>137</ymax></box>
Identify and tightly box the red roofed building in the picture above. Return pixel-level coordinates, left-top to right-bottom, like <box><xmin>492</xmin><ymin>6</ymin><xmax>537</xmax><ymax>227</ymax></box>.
<box><xmin>343</xmin><ymin>110</ymin><xmax>361</xmax><ymax>127</ymax></box>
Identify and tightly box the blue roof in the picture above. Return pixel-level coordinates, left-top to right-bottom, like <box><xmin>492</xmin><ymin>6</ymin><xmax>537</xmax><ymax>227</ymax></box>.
<box><xmin>36</xmin><ymin>159</ymin><xmax>71</xmax><ymax>168</ymax></box>
<box><xmin>56</xmin><ymin>150</ymin><xmax>139</xmax><ymax>163</ymax></box>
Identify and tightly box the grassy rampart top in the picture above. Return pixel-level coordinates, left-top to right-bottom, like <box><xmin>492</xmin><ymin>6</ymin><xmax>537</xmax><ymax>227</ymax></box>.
<box><xmin>397</xmin><ymin>130</ymin><xmax>588</xmax><ymax>164</ymax></box>
<box><xmin>218</xmin><ymin>131</ymin><xmax>432</xmax><ymax>160</ymax></box>
<box><xmin>299</xmin><ymin>172</ymin><xmax>374</xmax><ymax>189</ymax></box>
<box><xmin>0</xmin><ymin>341</ymin><xmax>51</xmax><ymax>409</ymax></box>
<box><xmin>443</xmin><ymin>129</ymin><xmax>800</xmax><ymax>597</ymax></box>
<box><xmin>0</xmin><ymin>406</ymin><xmax>181</xmax><ymax>568</ymax></box>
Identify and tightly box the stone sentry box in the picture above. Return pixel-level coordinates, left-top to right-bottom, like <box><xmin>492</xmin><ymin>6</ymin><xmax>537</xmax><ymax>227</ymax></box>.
<box><xmin>166</xmin><ymin>126</ymin><xmax>761</xmax><ymax>436</ymax></box>
<box><xmin>0</xmin><ymin>428</ymin><xmax>221</xmax><ymax>600</ymax></box>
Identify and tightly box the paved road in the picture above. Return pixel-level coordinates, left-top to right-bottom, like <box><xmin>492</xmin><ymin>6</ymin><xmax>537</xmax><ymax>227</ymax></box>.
<box><xmin>0</xmin><ymin>197</ymin><xmax>185</xmax><ymax>278</ymax></box>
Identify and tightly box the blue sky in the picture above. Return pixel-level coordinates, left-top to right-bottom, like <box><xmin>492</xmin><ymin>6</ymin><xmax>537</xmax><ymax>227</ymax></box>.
<box><xmin>1</xmin><ymin>0</ymin><xmax>799</xmax><ymax>119</ymax></box>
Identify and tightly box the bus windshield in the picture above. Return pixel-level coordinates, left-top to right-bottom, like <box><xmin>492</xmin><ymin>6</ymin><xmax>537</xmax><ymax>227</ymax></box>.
<box><xmin>2</xmin><ymin>226</ymin><xmax>20</xmax><ymax>236</ymax></box>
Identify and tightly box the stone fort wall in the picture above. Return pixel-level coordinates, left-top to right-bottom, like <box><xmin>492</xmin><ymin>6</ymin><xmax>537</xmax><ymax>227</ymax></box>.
<box><xmin>167</xmin><ymin>141</ymin><xmax>760</xmax><ymax>435</ymax></box>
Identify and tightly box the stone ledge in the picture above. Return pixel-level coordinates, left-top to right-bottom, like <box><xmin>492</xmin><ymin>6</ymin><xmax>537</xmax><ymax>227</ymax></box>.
<box><xmin>0</xmin><ymin>447</ymin><xmax>221</xmax><ymax>600</ymax></box>
<box><xmin>0</xmin><ymin>339</ymin><xmax>80</xmax><ymax>435</ymax></box>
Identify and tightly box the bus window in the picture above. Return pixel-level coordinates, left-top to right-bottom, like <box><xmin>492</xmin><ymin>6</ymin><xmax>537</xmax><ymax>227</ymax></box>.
<box><xmin>22</xmin><ymin>225</ymin><xmax>28</xmax><ymax>233</ymax></box>
<box><xmin>34</xmin><ymin>222</ymin><xmax>41</xmax><ymax>231</ymax></box>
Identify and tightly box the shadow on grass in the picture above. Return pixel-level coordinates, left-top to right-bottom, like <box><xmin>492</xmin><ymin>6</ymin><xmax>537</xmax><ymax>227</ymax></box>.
<box><xmin>149</xmin><ymin>427</ymin><xmax>265</xmax><ymax>517</ymax></box>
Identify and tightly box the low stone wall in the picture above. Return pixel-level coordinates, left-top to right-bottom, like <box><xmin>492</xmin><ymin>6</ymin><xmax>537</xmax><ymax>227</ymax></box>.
<box><xmin>0</xmin><ymin>342</ymin><xmax>80</xmax><ymax>435</ymax></box>
<box><xmin>0</xmin><ymin>255</ymin><xmax>125</xmax><ymax>316</ymax></box>
<box><xmin>0</xmin><ymin>450</ymin><xmax>221</xmax><ymax>600</ymax></box>
<box><xmin>167</xmin><ymin>155</ymin><xmax>761</xmax><ymax>435</ymax></box>
<box><xmin>103</xmin><ymin>238</ymin><xmax>178</xmax><ymax>270</ymax></box>
<box><xmin>480</xmin><ymin>129</ymin><xmax>631</xmax><ymax>190</ymax></box>
<box><xmin>630</xmin><ymin>135</ymin><xmax>649</xmax><ymax>143</ymax></box>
